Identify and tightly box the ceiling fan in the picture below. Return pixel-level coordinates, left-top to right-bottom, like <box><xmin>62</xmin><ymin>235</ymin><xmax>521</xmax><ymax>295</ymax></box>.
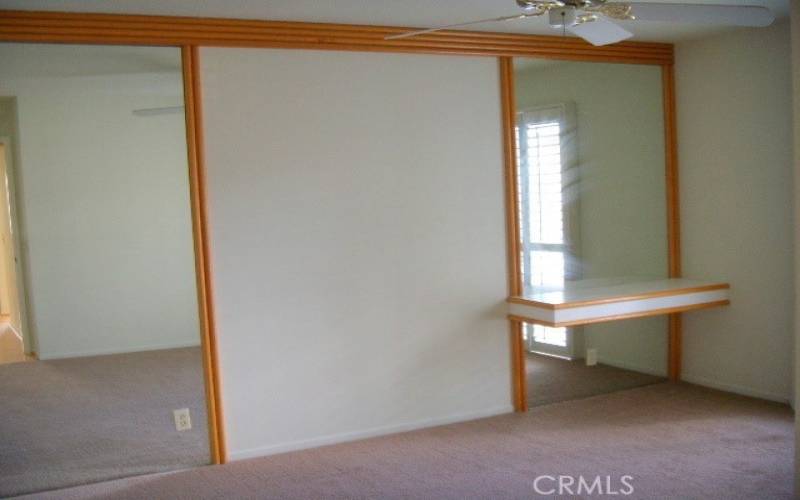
<box><xmin>385</xmin><ymin>1</ymin><xmax>775</xmax><ymax>46</ymax></box>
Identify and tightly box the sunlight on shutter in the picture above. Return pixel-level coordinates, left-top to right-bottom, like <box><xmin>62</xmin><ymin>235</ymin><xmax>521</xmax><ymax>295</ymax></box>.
<box><xmin>517</xmin><ymin>116</ymin><xmax>568</xmax><ymax>349</ymax></box>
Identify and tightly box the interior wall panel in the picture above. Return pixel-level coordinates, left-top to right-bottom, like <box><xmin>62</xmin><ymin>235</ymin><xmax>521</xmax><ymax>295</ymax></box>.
<box><xmin>199</xmin><ymin>47</ymin><xmax>510</xmax><ymax>459</ymax></box>
<box><xmin>676</xmin><ymin>21</ymin><xmax>793</xmax><ymax>402</ymax></box>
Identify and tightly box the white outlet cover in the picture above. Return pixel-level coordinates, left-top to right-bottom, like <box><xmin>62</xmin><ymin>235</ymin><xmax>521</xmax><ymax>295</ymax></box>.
<box><xmin>173</xmin><ymin>408</ymin><xmax>192</xmax><ymax>431</ymax></box>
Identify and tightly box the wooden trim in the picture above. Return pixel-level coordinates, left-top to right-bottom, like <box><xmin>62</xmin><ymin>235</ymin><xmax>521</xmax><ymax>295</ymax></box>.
<box><xmin>500</xmin><ymin>57</ymin><xmax>522</xmax><ymax>298</ymax></box>
<box><xmin>507</xmin><ymin>283</ymin><xmax>729</xmax><ymax>310</ymax></box>
<box><xmin>668</xmin><ymin>313</ymin><xmax>682</xmax><ymax>381</ymax></box>
<box><xmin>663</xmin><ymin>63</ymin><xmax>682</xmax><ymax>382</ymax></box>
<box><xmin>664</xmin><ymin>64</ymin><xmax>681</xmax><ymax>280</ymax></box>
<box><xmin>509</xmin><ymin>300</ymin><xmax>729</xmax><ymax>328</ymax></box>
<box><xmin>500</xmin><ymin>58</ymin><xmax>528</xmax><ymax>414</ymax></box>
<box><xmin>509</xmin><ymin>319</ymin><xmax>527</xmax><ymax>412</ymax></box>
<box><xmin>182</xmin><ymin>46</ymin><xmax>226</xmax><ymax>465</ymax></box>
<box><xmin>0</xmin><ymin>10</ymin><xmax>672</xmax><ymax>64</ymax></box>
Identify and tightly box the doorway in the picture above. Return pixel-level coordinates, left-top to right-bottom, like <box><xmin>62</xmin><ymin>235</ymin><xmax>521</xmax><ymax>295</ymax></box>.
<box><xmin>0</xmin><ymin>139</ymin><xmax>30</xmax><ymax>364</ymax></box>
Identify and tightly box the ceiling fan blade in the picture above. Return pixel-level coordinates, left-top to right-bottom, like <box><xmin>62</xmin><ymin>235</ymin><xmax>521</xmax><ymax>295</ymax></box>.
<box><xmin>623</xmin><ymin>2</ymin><xmax>774</xmax><ymax>27</ymax></box>
<box><xmin>568</xmin><ymin>17</ymin><xmax>633</xmax><ymax>46</ymax></box>
<box><xmin>385</xmin><ymin>13</ymin><xmax>540</xmax><ymax>40</ymax></box>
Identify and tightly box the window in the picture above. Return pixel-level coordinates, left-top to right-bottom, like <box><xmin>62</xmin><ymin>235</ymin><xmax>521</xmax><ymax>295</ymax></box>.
<box><xmin>516</xmin><ymin>104</ymin><xmax>578</xmax><ymax>357</ymax></box>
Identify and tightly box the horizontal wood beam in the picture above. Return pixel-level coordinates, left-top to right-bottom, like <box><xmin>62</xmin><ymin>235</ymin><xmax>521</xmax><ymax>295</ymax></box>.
<box><xmin>0</xmin><ymin>10</ymin><xmax>673</xmax><ymax>65</ymax></box>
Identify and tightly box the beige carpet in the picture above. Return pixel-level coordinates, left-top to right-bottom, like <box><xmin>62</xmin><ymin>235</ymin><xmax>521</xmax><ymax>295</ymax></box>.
<box><xmin>0</xmin><ymin>347</ymin><xmax>210</xmax><ymax>498</ymax></box>
<box><xmin>13</xmin><ymin>383</ymin><xmax>793</xmax><ymax>500</ymax></box>
<box><xmin>527</xmin><ymin>353</ymin><xmax>665</xmax><ymax>407</ymax></box>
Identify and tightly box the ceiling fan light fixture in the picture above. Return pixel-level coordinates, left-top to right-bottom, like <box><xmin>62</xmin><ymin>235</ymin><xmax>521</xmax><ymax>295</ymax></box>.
<box><xmin>516</xmin><ymin>0</ymin><xmax>565</xmax><ymax>11</ymax></box>
<box><xmin>599</xmin><ymin>3</ymin><xmax>636</xmax><ymax>21</ymax></box>
<box><xmin>516</xmin><ymin>0</ymin><xmax>540</xmax><ymax>11</ymax></box>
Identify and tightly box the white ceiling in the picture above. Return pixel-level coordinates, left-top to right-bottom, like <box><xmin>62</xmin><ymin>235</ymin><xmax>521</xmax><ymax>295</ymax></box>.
<box><xmin>0</xmin><ymin>0</ymin><xmax>789</xmax><ymax>43</ymax></box>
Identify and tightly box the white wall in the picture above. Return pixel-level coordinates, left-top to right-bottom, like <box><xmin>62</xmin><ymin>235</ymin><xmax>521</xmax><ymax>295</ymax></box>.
<box><xmin>0</xmin><ymin>44</ymin><xmax>201</xmax><ymax>359</ymax></box>
<box><xmin>677</xmin><ymin>22</ymin><xmax>793</xmax><ymax>402</ymax></box>
<box><xmin>200</xmin><ymin>48</ymin><xmax>511</xmax><ymax>460</ymax></box>
<box><xmin>515</xmin><ymin>61</ymin><xmax>668</xmax><ymax>376</ymax></box>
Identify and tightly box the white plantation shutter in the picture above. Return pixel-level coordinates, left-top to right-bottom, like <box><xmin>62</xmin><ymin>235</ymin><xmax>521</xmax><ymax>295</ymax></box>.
<box><xmin>524</xmin><ymin>121</ymin><xmax>564</xmax><ymax>246</ymax></box>
<box><xmin>516</xmin><ymin>104</ymin><xmax>579</xmax><ymax>354</ymax></box>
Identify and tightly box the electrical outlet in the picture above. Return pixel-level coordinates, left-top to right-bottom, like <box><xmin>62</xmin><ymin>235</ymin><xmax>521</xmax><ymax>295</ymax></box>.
<box><xmin>586</xmin><ymin>348</ymin><xmax>598</xmax><ymax>366</ymax></box>
<box><xmin>173</xmin><ymin>408</ymin><xmax>192</xmax><ymax>431</ymax></box>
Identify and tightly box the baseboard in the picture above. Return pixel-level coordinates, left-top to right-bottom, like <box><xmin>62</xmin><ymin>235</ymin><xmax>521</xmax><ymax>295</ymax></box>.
<box><xmin>597</xmin><ymin>356</ymin><xmax>667</xmax><ymax>378</ymax></box>
<box><xmin>39</xmin><ymin>340</ymin><xmax>201</xmax><ymax>360</ymax></box>
<box><xmin>681</xmin><ymin>373</ymin><xmax>790</xmax><ymax>404</ymax></box>
<box><xmin>229</xmin><ymin>405</ymin><xmax>515</xmax><ymax>461</ymax></box>
<box><xmin>529</xmin><ymin>350</ymin><xmax>576</xmax><ymax>361</ymax></box>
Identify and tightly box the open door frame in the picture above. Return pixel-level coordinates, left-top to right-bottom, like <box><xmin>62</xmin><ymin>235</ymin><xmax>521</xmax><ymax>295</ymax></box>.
<box><xmin>0</xmin><ymin>134</ymin><xmax>33</xmax><ymax>356</ymax></box>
